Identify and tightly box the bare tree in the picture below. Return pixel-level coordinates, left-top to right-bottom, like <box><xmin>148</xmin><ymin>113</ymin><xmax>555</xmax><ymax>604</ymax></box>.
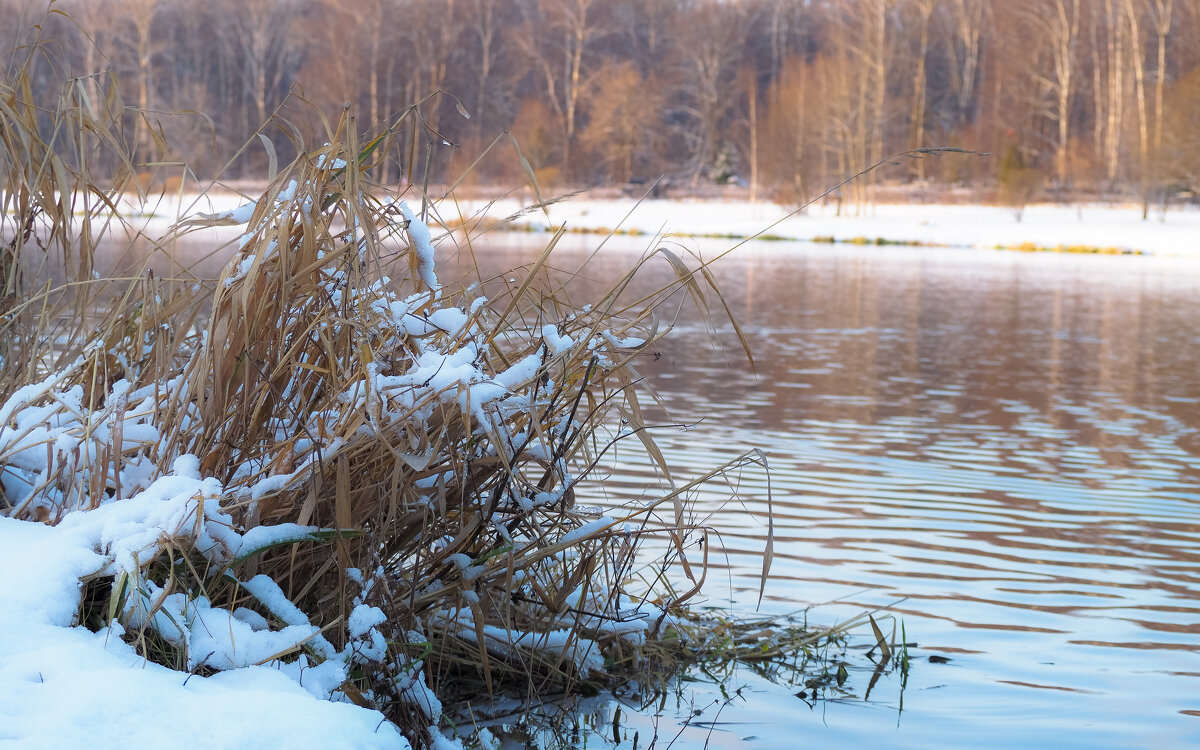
<box><xmin>762</xmin><ymin>56</ymin><xmax>814</xmax><ymax>203</ymax></box>
<box><xmin>511</xmin><ymin>0</ymin><xmax>606</xmax><ymax>177</ymax></box>
<box><xmin>906</xmin><ymin>0</ymin><xmax>935</xmax><ymax>178</ymax></box>
<box><xmin>672</xmin><ymin>0</ymin><xmax>750</xmax><ymax>181</ymax></box>
<box><xmin>8</xmin><ymin>0</ymin><xmax>1200</xmax><ymax>194</ymax></box>
<box><xmin>1124</xmin><ymin>0</ymin><xmax>1151</xmax><ymax>191</ymax></box>
<box><xmin>1014</xmin><ymin>0</ymin><xmax>1080</xmax><ymax>185</ymax></box>
<box><xmin>613</xmin><ymin>0</ymin><xmax>680</xmax><ymax>77</ymax></box>
<box><xmin>939</xmin><ymin>0</ymin><xmax>988</xmax><ymax>127</ymax></box>
<box><xmin>580</xmin><ymin>61</ymin><xmax>663</xmax><ymax>182</ymax></box>
<box><xmin>467</xmin><ymin>0</ymin><xmax>502</xmax><ymax>129</ymax></box>
<box><xmin>1148</xmin><ymin>0</ymin><xmax>1175</xmax><ymax>194</ymax></box>
<box><xmin>737</xmin><ymin>65</ymin><xmax>761</xmax><ymax>202</ymax></box>
<box><xmin>1094</xmin><ymin>0</ymin><xmax>1128</xmax><ymax>184</ymax></box>
<box><xmin>215</xmin><ymin>0</ymin><xmax>303</xmax><ymax>147</ymax></box>
<box><xmin>400</xmin><ymin>0</ymin><xmax>461</xmax><ymax>136</ymax></box>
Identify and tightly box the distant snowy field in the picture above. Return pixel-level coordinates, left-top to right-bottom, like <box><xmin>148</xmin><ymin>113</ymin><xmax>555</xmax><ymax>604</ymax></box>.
<box><xmin>117</xmin><ymin>192</ymin><xmax>1199</xmax><ymax>256</ymax></box>
<box><xmin>458</xmin><ymin>197</ymin><xmax>1200</xmax><ymax>256</ymax></box>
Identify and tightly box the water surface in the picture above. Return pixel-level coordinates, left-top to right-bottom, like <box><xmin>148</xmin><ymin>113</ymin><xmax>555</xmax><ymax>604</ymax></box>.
<box><xmin>446</xmin><ymin>235</ymin><xmax>1200</xmax><ymax>748</ymax></box>
<box><xmin>110</xmin><ymin>229</ymin><xmax>1200</xmax><ymax>747</ymax></box>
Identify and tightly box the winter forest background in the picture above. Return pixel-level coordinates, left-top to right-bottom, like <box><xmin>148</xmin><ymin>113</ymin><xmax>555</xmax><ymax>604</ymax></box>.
<box><xmin>6</xmin><ymin>0</ymin><xmax>1200</xmax><ymax>204</ymax></box>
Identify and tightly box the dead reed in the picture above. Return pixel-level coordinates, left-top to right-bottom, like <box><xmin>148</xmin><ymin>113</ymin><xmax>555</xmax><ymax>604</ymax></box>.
<box><xmin>0</xmin><ymin>18</ymin><xmax>889</xmax><ymax>745</ymax></box>
<box><xmin>0</xmin><ymin>59</ymin><xmax>792</xmax><ymax>745</ymax></box>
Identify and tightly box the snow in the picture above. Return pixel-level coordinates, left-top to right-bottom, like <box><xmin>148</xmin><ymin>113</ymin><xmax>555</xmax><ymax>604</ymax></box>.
<box><xmin>55</xmin><ymin>470</ymin><xmax>229</xmax><ymax>575</ymax></box>
<box><xmin>278</xmin><ymin>179</ymin><xmax>299</xmax><ymax>201</ymax></box>
<box><xmin>0</xmin><ymin>442</ymin><xmax>413</xmax><ymax>744</ymax></box>
<box><xmin>233</xmin><ymin>606</ymin><xmax>270</xmax><ymax>631</ymax></box>
<box><xmin>462</xmin><ymin>196</ymin><xmax>1200</xmax><ymax>257</ymax></box>
<box><xmin>399</xmin><ymin>201</ymin><xmax>439</xmax><ymax>290</ymax></box>
<box><xmin>558</xmin><ymin>515</ymin><xmax>617</xmax><ymax>546</ymax></box>
<box><xmin>223</xmin><ymin>252</ymin><xmax>257</xmax><ymax>286</ymax></box>
<box><xmin>433</xmin><ymin>604</ymin><xmax>606</xmax><ymax>680</ymax></box>
<box><xmin>235</xmin><ymin>523</ymin><xmax>325</xmax><ymax>558</ymax></box>
<box><xmin>0</xmin><ymin>365</ymin><xmax>424</xmax><ymax>746</ymax></box>
<box><xmin>349</xmin><ymin>603</ymin><xmax>388</xmax><ymax>639</ymax></box>
<box><xmin>0</xmin><ymin>516</ymin><xmax>409</xmax><ymax>750</ymax></box>
<box><xmin>428</xmin><ymin>307</ymin><xmax>469</xmax><ymax>336</ymax></box>
<box><xmin>601</xmin><ymin>330</ymin><xmax>645</xmax><ymax>349</ymax></box>
<box><xmin>101</xmin><ymin>184</ymin><xmax>1200</xmax><ymax>264</ymax></box>
<box><xmin>391</xmin><ymin>656</ymin><xmax>442</xmax><ymax>721</ymax></box>
<box><xmin>494</xmin><ymin>352</ymin><xmax>542</xmax><ymax>389</ymax></box>
<box><xmin>316</xmin><ymin>153</ymin><xmax>348</xmax><ymax>170</ymax></box>
<box><xmin>140</xmin><ymin>592</ymin><xmax>322</xmax><ymax>671</ymax></box>
<box><xmin>215</xmin><ymin>199</ymin><xmax>257</xmax><ymax>224</ymax></box>
<box><xmin>541</xmin><ymin>324</ymin><xmax>575</xmax><ymax>355</ymax></box>
<box><xmin>0</xmin><ymin>516</ymin><xmax>102</xmax><ymax>627</ymax></box>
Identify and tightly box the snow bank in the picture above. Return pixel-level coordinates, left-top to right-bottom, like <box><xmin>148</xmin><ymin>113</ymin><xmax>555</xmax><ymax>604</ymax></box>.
<box><xmin>0</xmin><ymin>516</ymin><xmax>408</xmax><ymax>750</ymax></box>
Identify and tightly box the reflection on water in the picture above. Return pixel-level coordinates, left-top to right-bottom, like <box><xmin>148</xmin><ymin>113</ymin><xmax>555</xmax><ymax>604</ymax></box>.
<box><xmin>439</xmin><ymin>235</ymin><xmax>1200</xmax><ymax>748</ymax></box>
<box><xmin>120</xmin><ymin>231</ymin><xmax>1199</xmax><ymax>746</ymax></box>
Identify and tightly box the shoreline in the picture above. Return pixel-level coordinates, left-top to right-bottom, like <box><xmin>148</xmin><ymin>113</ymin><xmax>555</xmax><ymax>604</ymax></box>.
<box><xmin>81</xmin><ymin>190</ymin><xmax>1200</xmax><ymax>258</ymax></box>
<box><xmin>480</xmin><ymin>221</ymin><xmax>1147</xmax><ymax>256</ymax></box>
<box><xmin>452</xmin><ymin>196</ymin><xmax>1200</xmax><ymax>258</ymax></box>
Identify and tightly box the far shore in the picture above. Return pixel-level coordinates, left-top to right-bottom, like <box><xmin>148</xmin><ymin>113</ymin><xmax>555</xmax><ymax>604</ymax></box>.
<box><xmin>455</xmin><ymin>196</ymin><xmax>1200</xmax><ymax>258</ymax></box>
<box><xmin>106</xmin><ymin>187</ymin><xmax>1200</xmax><ymax>258</ymax></box>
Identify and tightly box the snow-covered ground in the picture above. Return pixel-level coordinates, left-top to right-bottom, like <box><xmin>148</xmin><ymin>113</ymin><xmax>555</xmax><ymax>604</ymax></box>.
<box><xmin>116</xmin><ymin>191</ymin><xmax>1199</xmax><ymax>256</ymax></box>
<box><xmin>0</xmin><ymin>510</ymin><xmax>411</xmax><ymax>750</ymax></box>
<box><xmin>458</xmin><ymin>197</ymin><xmax>1200</xmax><ymax>256</ymax></box>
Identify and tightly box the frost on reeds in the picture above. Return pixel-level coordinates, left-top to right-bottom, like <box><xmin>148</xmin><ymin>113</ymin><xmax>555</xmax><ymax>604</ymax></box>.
<box><xmin>1</xmin><ymin>117</ymin><xmax>764</xmax><ymax>741</ymax></box>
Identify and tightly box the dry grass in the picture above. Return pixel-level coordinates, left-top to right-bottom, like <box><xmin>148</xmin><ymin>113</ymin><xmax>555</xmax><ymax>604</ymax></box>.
<box><xmin>0</xmin><ymin>20</ymin><xmax>894</xmax><ymax>748</ymax></box>
<box><xmin>0</xmin><ymin>44</ymin><xmax>795</xmax><ymax>748</ymax></box>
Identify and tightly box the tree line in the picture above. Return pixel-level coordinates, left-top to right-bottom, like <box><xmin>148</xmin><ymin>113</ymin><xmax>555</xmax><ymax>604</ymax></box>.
<box><xmin>5</xmin><ymin>0</ymin><xmax>1200</xmax><ymax>203</ymax></box>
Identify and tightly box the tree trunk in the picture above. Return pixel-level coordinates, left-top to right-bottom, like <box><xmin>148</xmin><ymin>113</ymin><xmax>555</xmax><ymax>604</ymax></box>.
<box><xmin>910</xmin><ymin>0</ymin><xmax>933</xmax><ymax>179</ymax></box>
<box><xmin>1151</xmin><ymin>0</ymin><xmax>1173</xmax><ymax>214</ymax></box>
<box><xmin>749</xmin><ymin>70</ymin><xmax>758</xmax><ymax>203</ymax></box>
<box><xmin>1123</xmin><ymin>0</ymin><xmax>1150</xmax><ymax>205</ymax></box>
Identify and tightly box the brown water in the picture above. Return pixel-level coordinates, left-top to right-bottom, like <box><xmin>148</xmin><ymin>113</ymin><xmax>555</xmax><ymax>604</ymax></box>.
<box><xmin>444</xmin><ymin>234</ymin><xmax>1200</xmax><ymax>749</ymax></box>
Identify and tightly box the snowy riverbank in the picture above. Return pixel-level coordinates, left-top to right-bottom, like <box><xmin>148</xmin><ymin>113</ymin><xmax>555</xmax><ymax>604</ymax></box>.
<box><xmin>124</xmin><ymin>191</ymin><xmax>1199</xmax><ymax>257</ymax></box>
<box><xmin>458</xmin><ymin>197</ymin><xmax>1200</xmax><ymax>256</ymax></box>
<box><xmin>4</xmin><ymin>187</ymin><xmax>1192</xmax><ymax>750</ymax></box>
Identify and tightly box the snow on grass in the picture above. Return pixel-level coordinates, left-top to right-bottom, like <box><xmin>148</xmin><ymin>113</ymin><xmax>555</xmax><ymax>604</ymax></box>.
<box><xmin>399</xmin><ymin>200</ymin><xmax>439</xmax><ymax>291</ymax></box>
<box><xmin>0</xmin><ymin>516</ymin><xmax>409</xmax><ymax>750</ymax></box>
<box><xmin>558</xmin><ymin>516</ymin><xmax>617</xmax><ymax>546</ymax></box>
<box><xmin>0</xmin><ymin>446</ymin><xmax>408</xmax><ymax>745</ymax></box>
<box><xmin>0</xmin><ymin>441</ymin><xmax>416</xmax><ymax>743</ymax></box>
<box><xmin>0</xmin><ymin>165</ymin><xmax>672</xmax><ymax>750</ymax></box>
<box><xmin>0</xmin><ymin>165</ymin><xmax>455</xmax><ymax>746</ymax></box>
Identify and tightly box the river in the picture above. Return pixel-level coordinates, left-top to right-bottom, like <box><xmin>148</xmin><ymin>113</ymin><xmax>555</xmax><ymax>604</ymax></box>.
<box><xmin>442</xmin><ymin>233</ymin><xmax>1200</xmax><ymax>749</ymax></box>
<box><xmin>105</xmin><ymin>226</ymin><xmax>1200</xmax><ymax>747</ymax></box>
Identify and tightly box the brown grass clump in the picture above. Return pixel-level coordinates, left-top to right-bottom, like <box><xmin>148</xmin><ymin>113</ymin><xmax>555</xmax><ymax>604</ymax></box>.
<box><xmin>2</xmin><ymin>19</ymin><xmax>854</xmax><ymax>747</ymax></box>
<box><xmin>0</xmin><ymin>66</ymin><xmax>764</xmax><ymax>742</ymax></box>
<box><xmin>0</xmin><ymin>58</ymin><xmax>138</xmax><ymax>399</ymax></box>
<box><xmin>169</xmin><ymin>131</ymin><xmax>730</xmax><ymax>702</ymax></box>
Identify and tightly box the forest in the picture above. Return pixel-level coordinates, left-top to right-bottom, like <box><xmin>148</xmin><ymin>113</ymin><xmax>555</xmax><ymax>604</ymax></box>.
<box><xmin>5</xmin><ymin>0</ymin><xmax>1200</xmax><ymax>203</ymax></box>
